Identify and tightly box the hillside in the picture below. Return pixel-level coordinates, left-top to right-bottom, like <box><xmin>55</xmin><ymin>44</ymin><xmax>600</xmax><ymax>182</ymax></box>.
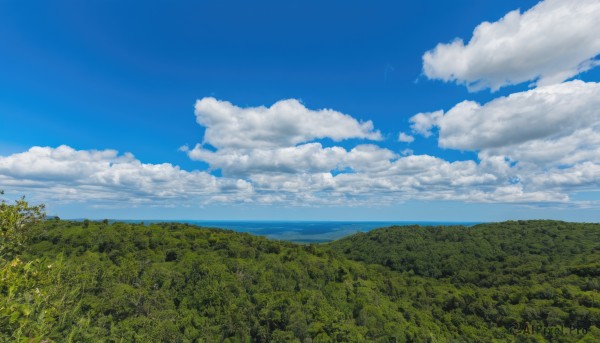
<box><xmin>1</xmin><ymin>206</ymin><xmax>600</xmax><ymax>342</ymax></box>
<box><xmin>329</xmin><ymin>220</ymin><xmax>600</xmax><ymax>284</ymax></box>
<box><xmin>329</xmin><ymin>220</ymin><xmax>600</xmax><ymax>340</ymax></box>
<box><xmin>1</xmin><ymin>219</ymin><xmax>464</xmax><ymax>342</ymax></box>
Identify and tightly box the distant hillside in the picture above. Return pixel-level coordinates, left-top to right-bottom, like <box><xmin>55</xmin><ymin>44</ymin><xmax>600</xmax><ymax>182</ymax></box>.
<box><xmin>330</xmin><ymin>220</ymin><xmax>600</xmax><ymax>340</ymax></box>
<box><xmin>329</xmin><ymin>220</ymin><xmax>600</xmax><ymax>284</ymax></box>
<box><xmin>2</xmin><ymin>216</ymin><xmax>600</xmax><ymax>342</ymax></box>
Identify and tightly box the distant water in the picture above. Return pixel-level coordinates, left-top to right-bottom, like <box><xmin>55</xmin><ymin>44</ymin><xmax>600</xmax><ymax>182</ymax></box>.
<box><xmin>120</xmin><ymin>220</ymin><xmax>480</xmax><ymax>243</ymax></box>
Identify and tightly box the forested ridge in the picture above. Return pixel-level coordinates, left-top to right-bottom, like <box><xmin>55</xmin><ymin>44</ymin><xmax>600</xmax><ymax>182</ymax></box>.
<box><xmin>1</xmin><ymin>197</ymin><xmax>600</xmax><ymax>342</ymax></box>
<box><xmin>330</xmin><ymin>221</ymin><xmax>600</xmax><ymax>340</ymax></box>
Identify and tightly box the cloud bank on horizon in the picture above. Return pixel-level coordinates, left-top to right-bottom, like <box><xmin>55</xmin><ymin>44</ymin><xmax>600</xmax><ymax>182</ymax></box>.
<box><xmin>1</xmin><ymin>0</ymin><xmax>599</xmax><ymax>212</ymax></box>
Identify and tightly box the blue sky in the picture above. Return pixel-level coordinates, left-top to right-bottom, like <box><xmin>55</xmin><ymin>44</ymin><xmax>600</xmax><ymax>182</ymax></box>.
<box><xmin>1</xmin><ymin>0</ymin><xmax>600</xmax><ymax>221</ymax></box>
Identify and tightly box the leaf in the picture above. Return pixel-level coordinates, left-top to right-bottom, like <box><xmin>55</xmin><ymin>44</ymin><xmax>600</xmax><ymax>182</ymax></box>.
<box><xmin>9</xmin><ymin>310</ymin><xmax>19</xmax><ymax>324</ymax></box>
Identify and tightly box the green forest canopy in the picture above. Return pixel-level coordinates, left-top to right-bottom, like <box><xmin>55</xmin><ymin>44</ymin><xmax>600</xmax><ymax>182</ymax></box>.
<box><xmin>1</xmin><ymin>195</ymin><xmax>599</xmax><ymax>342</ymax></box>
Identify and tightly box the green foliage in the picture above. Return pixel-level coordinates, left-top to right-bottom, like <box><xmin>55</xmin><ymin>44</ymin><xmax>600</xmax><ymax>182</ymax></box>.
<box><xmin>1</xmin><ymin>208</ymin><xmax>599</xmax><ymax>342</ymax></box>
<box><xmin>330</xmin><ymin>220</ymin><xmax>600</xmax><ymax>342</ymax></box>
<box><xmin>0</xmin><ymin>192</ymin><xmax>45</xmax><ymax>261</ymax></box>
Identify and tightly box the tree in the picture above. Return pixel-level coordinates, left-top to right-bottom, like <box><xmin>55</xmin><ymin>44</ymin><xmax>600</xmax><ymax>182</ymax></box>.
<box><xmin>0</xmin><ymin>191</ymin><xmax>54</xmax><ymax>341</ymax></box>
<box><xmin>0</xmin><ymin>191</ymin><xmax>46</xmax><ymax>261</ymax></box>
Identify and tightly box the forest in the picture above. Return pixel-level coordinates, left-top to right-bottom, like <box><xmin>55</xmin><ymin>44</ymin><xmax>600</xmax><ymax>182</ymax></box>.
<box><xmin>1</xmin><ymin>195</ymin><xmax>600</xmax><ymax>342</ymax></box>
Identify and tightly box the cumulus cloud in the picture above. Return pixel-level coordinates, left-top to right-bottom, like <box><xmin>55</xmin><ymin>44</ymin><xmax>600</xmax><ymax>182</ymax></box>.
<box><xmin>409</xmin><ymin>80</ymin><xmax>600</xmax><ymax>204</ymax></box>
<box><xmin>186</xmin><ymin>143</ymin><xmax>348</xmax><ymax>176</ymax></box>
<box><xmin>187</xmin><ymin>98</ymin><xmax>388</xmax><ymax>177</ymax></box>
<box><xmin>423</xmin><ymin>0</ymin><xmax>600</xmax><ymax>91</ymax></box>
<box><xmin>176</xmin><ymin>97</ymin><xmax>575</xmax><ymax>204</ymax></box>
<box><xmin>187</xmin><ymin>98</ymin><xmax>518</xmax><ymax>202</ymax></box>
<box><xmin>480</xmin><ymin>127</ymin><xmax>600</xmax><ymax>167</ymax></box>
<box><xmin>398</xmin><ymin>132</ymin><xmax>414</xmax><ymax>143</ymax></box>
<box><xmin>4</xmin><ymin>92</ymin><xmax>597</xmax><ymax>208</ymax></box>
<box><xmin>528</xmin><ymin>162</ymin><xmax>600</xmax><ymax>190</ymax></box>
<box><xmin>412</xmin><ymin>81</ymin><xmax>600</xmax><ymax>152</ymax></box>
<box><xmin>0</xmin><ymin>145</ymin><xmax>252</xmax><ymax>205</ymax></box>
<box><xmin>409</xmin><ymin>110</ymin><xmax>443</xmax><ymax>138</ymax></box>
<box><xmin>186</xmin><ymin>142</ymin><xmax>400</xmax><ymax>177</ymax></box>
<box><xmin>0</xmin><ymin>144</ymin><xmax>574</xmax><ymax>207</ymax></box>
<box><xmin>194</xmin><ymin>97</ymin><xmax>381</xmax><ymax>149</ymax></box>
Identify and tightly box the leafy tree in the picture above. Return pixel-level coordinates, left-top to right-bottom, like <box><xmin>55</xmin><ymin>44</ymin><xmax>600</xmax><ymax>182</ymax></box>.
<box><xmin>0</xmin><ymin>191</ymin><xmax>45</xmax><ymax>261</ymax></box>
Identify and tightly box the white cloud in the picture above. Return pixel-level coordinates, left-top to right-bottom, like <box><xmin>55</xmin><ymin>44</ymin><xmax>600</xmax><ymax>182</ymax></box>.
<box><xmin>409</xmin><ymin>110</ymin><xmax>443</xmax><ymax>137</ymax></box>
<box><xmin>0</xmin><ymin>144</ymin><xmax>574</xmax><ymax>207</ymax></box>
<box><xmin>187</xmin><ymin>98</ymin><xmax>391</xmax><ymax>178</ymax></box>
<box><xmin>0</xmin><ymin>145</ymin><xmax>252</xmax><ymax>205</ymax></box>
<box><xmin>398</xmin><ymin>132</ymin><xmax>414</xmax><ymax>143</ymax></box>
<box><xmin>400</xmin><ymin>149</ymin><xmax>413</xmax><ymax>156</ymax></box>
<box><xmin>412</xmin><ymin>81</ymin><xmax>600</xmax><ymax>152</ymax></box>
<box><xmin>4</xmin><ymin>91</ymin><xmax>598</xmax><ymax>209</ymax></box>
<box><xmin>187</xmin><ymin>143</ymin><xmax>348</xmax><ymax>176</ymax></box>
<box><xmin>409</xmin><ymin>80</ymin><xmax>600</xmax><ymax>202</ymax></box>
<box><xmin>180</xmin><ymin>97</ymin><xmax>589</xmax><ymax>205</ymax></box>
<box><xmin>452</xmin><ymin>186</ymin><xmax>569</xmax><ymax>204</ymax></box>
<box><xmin>187</xmin><ymin>142</ymin><xmax>399</xmax><ymax>177</ymax></box>
<box><xmin>194</xmin><ymin>97</ymin><xmax>381</xmax><ymax>149</ymax></box>
<box><xmin>529</xmin><ymin>162</ymin><xmax>600</xmax><ymax>190</ymax></box>
<box><xmin>423</xmin><ymin>0</ymin><xmax>600</xmax><ymax>91</ymax></box>
<box><xmin>480</xmin><ymin>127</ymin><xmax>600</xmax><ymax>167</ymax></box>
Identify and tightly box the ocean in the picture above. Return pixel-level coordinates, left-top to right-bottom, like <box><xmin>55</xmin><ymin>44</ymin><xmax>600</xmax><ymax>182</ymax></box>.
<box><xmin>120</xmin><ymin>220</ymin><xmax>481</xmax><ymax>243</ymax></box>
